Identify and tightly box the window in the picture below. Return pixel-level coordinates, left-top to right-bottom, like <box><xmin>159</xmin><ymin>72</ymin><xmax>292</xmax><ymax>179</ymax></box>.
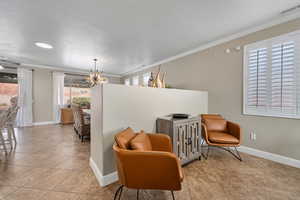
<box><xmin>124</xmin><ymin>78</ymin><xmax>130</xmax><ymax>86</ymax></box>
<box><xmin>0</xmin><ymin>72</ymin><xmax>18</xmax><ymax>111</ymax></box>
<box><xmin>132</xmin><ymin>76</ymin><xmax>139</xmax><ymax>86</ymax></box>
<box><xmin>244</xmin><ymin>30</ymin><xmax>300</xmax><ymax>119</ymax></box>
<box><xmin>143</xmin><ymin>72</ymin><xmax>151</xmax><ymax>86</ymax></box>
<box><xmin>64</xmin><ymin>74</ymin><xmax>91</xmax><ymax>108</ymax></box>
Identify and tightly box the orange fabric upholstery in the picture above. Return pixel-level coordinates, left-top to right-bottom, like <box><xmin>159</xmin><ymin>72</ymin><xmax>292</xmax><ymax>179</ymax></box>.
<box><xmin>201</xmin><ymin>114</ymin><xmax>241</xmax><ymax>147</ymax></box>
<box><xmin>203</xmin><ymin>119</ymin><xmax>227</xmax><ymax>132</ymax></box>
<box><xmin>227</xmin><ymin>121</ymin><xmax>241</xmax><ymax>141</ymax></box>
<box><xmin>201</xmin><ymin>114</ymin><xmax>223</xmax><ymax>119</ymax></box>
<box><xmin>113</xmin><ymin>128</ymin><xmax>183</xmax><ymax>191</ymax></box>
<box><xmin>148</xmin><ymin>133</ymin><xmax>172</xmax><ymax>152</ymax></box>
<box><xmin>114</xmin><ymin>127</ymin><xmax>136</xmax><ymax>149</ymax></box>
<box><xmin>208</xmin><ymin>132</ymin><xmax>239</xmax><ymax>144</ymax></box>
<box><xmin>130</xmin><ymin>132</ymin><xmax>152</xmax><ymax>151</ymax></box>
<box><xmin>200</xmin><ymin>114</ymin><xmax>223</xmax><ymax>122</ymax></box>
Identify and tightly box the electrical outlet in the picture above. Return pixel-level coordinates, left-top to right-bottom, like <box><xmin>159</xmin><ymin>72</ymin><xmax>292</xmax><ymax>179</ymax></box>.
<box><xmin>250</xmin><ymin>131</ymin><xmax>256</xmax><ymax>141</ymax></box>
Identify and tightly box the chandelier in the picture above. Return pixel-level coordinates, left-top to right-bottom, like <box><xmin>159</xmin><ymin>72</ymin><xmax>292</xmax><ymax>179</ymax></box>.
<box><xmin>89</xmin><ymin>58</ymin><xmax>108</xmax><ymax>87</ymax></box>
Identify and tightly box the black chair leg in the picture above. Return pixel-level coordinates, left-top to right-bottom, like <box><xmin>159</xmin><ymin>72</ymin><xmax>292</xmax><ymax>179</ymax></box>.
<box><xmin>202</xmin><ymin>145</ymin><xmax>210</xmax><ymax>160</ymax></box>
<box><xmin>171</xmin><ymin>191</ymin><xmax>175</xmax><ymax>200</ymax></box>
<box><xmin>234</xmin><ymin>147</ymin><xmax>242</xmax><ymax>161</ymax></box>
<box><xmin>114</xmin><ymin>185</ymin><xmax>123</xmax><ymax>200</ymax></box>
<box><xmin>137</xmin><ymin>189</ymin><xmax>139</xmax><ymax>200</ymax></box>
<box><xmin>201</xmin><ymin>140</ymin><xmax>210</xmax><ymax>160</ymax></box>
<box><xmin>212</xmin><ymin>146</ymin><xmax>242</xmax><ymax>161</ymax></box>
<box><xmin>118</xmin><ymin>186</ymin><xmax>123</xmax><ymax>200</ymax></box>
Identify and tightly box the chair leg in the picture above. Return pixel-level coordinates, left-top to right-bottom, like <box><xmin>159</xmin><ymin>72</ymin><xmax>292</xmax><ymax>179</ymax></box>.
<box><xmin>215</xmin><ymin>146</ymin><xmax>242</xmax><ymax>161</ymax></box>
<box><xmin>11</xmin><ymin>127</ymin><xmax>17</xmax><ymax>145</ymax></box>
<box><xmin>202</xmin><ymin>144</ymin><xmax>210</xmax><ymax>160</ymax></box>
<box><xmin>114</xmin><ymin>185</ymin><xmax>123</xmax><ymax>200</ymax></box>
<box><xmin>118</xmin><ymin>186</ymin><xmax>123</xmax><ymax>200</ymax></box>
<box><xmin>171</xmin><ymin>191</ymin><xmax>175</xmax><ymax>200</ymax></box>
<box><xmin>0</xmin><ymin>130</ymin><xmax>8</xmax><ymax>155</ymax></box>
<box><xmin>201</xmin><ymin>140</ymin><xmax>210</xmax><ymax>160</ymax></box>
<box><xmin>225</xmin><ymin>147</ymin><xmax>242</xmax><ymax>161</ymax></box>
<box><xmin>136</xmin><ymin>189</ymin><xmax>139</xmax><ymax>200</ymax></box>
<box><xmin>7</xmin><ymin>128</ymin><xmax>13</xmax><ymax>149</ymax></box>
<box><xmin>233</xmin><ymin>147</ymin><xmax>242</xmax><ymax>161</ymax></box>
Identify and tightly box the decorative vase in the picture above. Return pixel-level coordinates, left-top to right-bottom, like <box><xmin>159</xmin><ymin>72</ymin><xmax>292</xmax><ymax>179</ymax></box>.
<box><xmin>161</xmin><ymin>72</ymin><xmax>166</xmax><ymax>88</ymax></box>
<box><xmin>152</xmin><ymin>66</ymin><xmax>162</xmax><ymax>88</ymax></box>
<box><xmin>150</xmin><ymin>66</ymin><xmax>167</xmax><ymax>88</ymax></box>
<box><xmin>148</xmin><ymin>72</ymin><xmax>154</xmax><ymax>87</ymax></box>
<box><xmin>156</xmin><ymin>73</ymin><xmax>163</xmax><ymax>88</ymax></box>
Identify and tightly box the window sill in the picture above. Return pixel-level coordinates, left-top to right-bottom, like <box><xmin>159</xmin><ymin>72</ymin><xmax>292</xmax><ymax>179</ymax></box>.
<box><xmin>243</xmin><ymin>112</ymin><xmax>300</xmax><ymax>120</ymax></box>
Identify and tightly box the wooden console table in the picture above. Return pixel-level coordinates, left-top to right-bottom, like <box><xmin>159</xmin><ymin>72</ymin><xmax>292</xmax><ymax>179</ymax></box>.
<box><xmin>61</xmin><ymin>108</ymin><xmax>74</xmax><ymax>124</ymax></box>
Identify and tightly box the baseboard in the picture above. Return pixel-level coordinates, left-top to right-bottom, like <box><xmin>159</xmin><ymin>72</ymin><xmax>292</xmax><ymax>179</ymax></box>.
<box><xmin>89</xmin><ymin>157</ymin><xmax>118</xmax><ymax>187</ymax></box>
<box><xmin>33</xmin><ymin>121</ymin><xmax>58</xmax><ymax>126</ymax></box>
<box><xmin>238</xmin><ymin>146</ymin><xmax>300</xmax><ymax>169</ymax></box>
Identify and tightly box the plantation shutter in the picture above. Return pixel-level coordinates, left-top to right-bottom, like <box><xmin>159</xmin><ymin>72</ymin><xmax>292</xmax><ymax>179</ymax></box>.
<box><xmin>244</xmin><ymin>30</ymin><xmax>300</xmax><ymax>118</ymax></box>
<box><xmin>271</xmin><ymin>41</ymin><xmax>296</xmax><ymax>114</ymax></box>
<box><xmin>246</xmin><ymin>48</ymin><xmax>268</xmax><ymax>108</ymax></box>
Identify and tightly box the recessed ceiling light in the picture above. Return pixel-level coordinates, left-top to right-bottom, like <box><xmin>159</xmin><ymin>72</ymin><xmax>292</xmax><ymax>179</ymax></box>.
<box><xmin>35</xmin><ymin>42</ymin><xmax>53</xmax><ymax>49</ymax></box>
<box><xmin>0</xmin><ymin>65</ymin><xmax>4</xmax><ymax>70</ymax></box>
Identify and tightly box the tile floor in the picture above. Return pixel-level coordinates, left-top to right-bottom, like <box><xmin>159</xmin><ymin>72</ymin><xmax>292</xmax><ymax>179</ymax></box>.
<box><xmin>0</xmin><ymin>125</ymin><xmax>300</xmax><ymax>200</ymax></box>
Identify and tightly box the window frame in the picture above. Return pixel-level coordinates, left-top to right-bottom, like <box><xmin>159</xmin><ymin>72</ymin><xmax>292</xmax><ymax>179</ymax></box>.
<box><xmin>63</xmin><ymin>86</ymin><xmax>91</xmax><ymax>106</ymax></box>
<box><xmin>243</xmin><ymin>30</ymin><xmax>300</xmax><ymax>119</ymax></box>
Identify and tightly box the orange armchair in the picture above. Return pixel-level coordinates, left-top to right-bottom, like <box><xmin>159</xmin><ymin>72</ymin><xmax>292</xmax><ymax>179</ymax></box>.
<box><xmin>113</xmin><ymin>128</ymin><xmax>183</xmax><ymax>200</ymax></box>
<box><xmin>201</xmin><ymin>114</ymin><xmax>242</xmax><ymax>161</ymax></box>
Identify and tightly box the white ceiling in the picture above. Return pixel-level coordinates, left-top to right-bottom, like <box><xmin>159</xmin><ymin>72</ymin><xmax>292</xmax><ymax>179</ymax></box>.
<box><xmin>0</xmin><ymin>0</ymin><xmax>299</xmax><ymax>75</ymax></box>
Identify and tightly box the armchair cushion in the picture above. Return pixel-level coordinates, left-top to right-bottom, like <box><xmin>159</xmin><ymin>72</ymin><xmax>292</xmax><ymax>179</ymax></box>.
<box><xmin>148</xmin><ymin>134</ymin><xmax>172</xmax><ymax>152</ymax></box>
<box><xmin>115</xmin><ymin>127</ymin><xmax>136</xmax><ymax>149</ymax></box>
<box><xmin>208</xmin><ymin>131</ymin><xmax>239</xmax><ymax>144</ymax></box>
<box><xmin>130</xmin><ymin>132</ymin><xmax>152</xmax><ymax>151</ymax></box>
<box><xmin>204</xmin><ymin>119</ymin><xmax>227</xmax><ymax>132</ymax></box>
<box><xmin>201</xmin><ymin>114</ymin><xmax>223</xmax><ymax>120</ymax></box>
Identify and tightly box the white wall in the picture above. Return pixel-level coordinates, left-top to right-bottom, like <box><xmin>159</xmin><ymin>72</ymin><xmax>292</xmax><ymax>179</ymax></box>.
<box><xmin>91</xmin><ymin>83</ymin><xmax>208</xmax><ymax>185</ymax></box>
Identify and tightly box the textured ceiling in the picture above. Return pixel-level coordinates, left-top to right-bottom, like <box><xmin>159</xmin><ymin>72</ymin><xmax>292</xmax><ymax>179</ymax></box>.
<box><xmin>0</xmin><ymin>0</ymin><xmax>299</xmax><ymax>75</ymax></box>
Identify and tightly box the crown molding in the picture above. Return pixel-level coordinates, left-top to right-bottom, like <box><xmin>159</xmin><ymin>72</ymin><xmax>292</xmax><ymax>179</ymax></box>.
<box><xmin>20</xmin><ymin>63</ymin><xmax>121</xmax><ymax>77</ymax></box>
<box><xmin>121</xmin><ymin>12</ymin><xmax>300</xmax><ymax>76</ymax></box>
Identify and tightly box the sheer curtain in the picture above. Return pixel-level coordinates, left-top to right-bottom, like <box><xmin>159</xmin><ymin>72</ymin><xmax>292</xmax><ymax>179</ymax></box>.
<box><xmin>53</xmin><ymin>72</ymin><xmax>65</xmax><ymax>123</ymax></box>
<box><xmin>17</xmin><ymin>68</ymin><xmax>33</xmax><ymax>127</ymax></box>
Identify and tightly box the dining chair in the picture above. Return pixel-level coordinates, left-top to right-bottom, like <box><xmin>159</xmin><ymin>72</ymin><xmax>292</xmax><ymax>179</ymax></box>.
<box><xmin>0</xmin><ymin>111</ymin><xmax>9</xmax><ymax>154</ymax></box>
<box><xmin>5</xmin><ymin>97</ymin><xmax>19</xmax><ymax>145</ymax></box>
<box><xmin>0</xmin><ymin>97</ymin><xmax>19</xmax><ymax>154</ymax></box>
<box><xmin>5</xmin><ymin>106</ymin><xmax>19</xmax><ymax>145</ymax></box>
<box><xmin>71</xmin><ymin>104</ymin><xmax>90</xmax><ymax>142</ymax></box>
